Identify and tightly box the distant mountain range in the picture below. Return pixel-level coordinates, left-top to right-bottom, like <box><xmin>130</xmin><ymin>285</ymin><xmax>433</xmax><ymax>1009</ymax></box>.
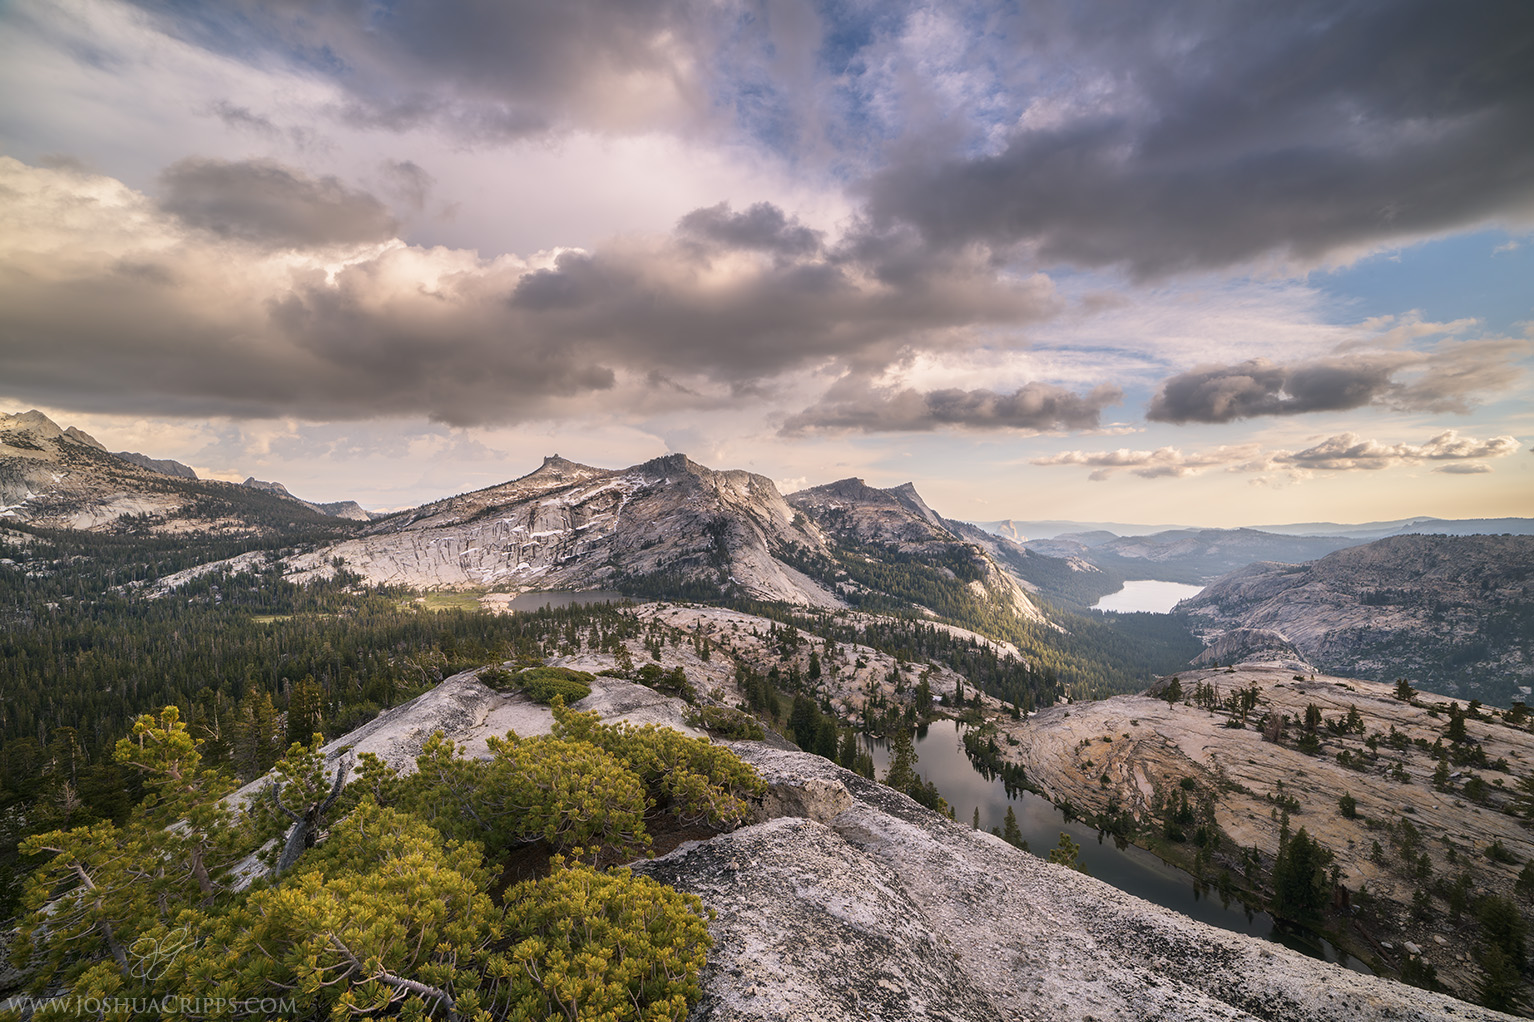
<box><xmin>0</xmin><ymin>410</ymin><xmax>373</xmax><ymax>532</ymax></box>
<box><xmin>8</xmin><ymin>409</ymin><xmax>1531</xmax><ymax>699</ymax></box>
<box><xmin>1180</xmin><ymin>534</ymin><xmax>1534</xmax><ymax>701</ymax></box>
<box><xmin>977</xmin><ymin>516</ymin><xmax>1534</xmax><ymax>542</ymax></box>
<box><xmin>973</xmin><ymin>516</ymin><xmax>1534</xmax><ymax>588</ymax></box>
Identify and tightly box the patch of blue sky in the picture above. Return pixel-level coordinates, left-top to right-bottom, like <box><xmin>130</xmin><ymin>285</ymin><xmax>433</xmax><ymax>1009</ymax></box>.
<box><xmin>120</xmin><ymin>1</ymin><xmax>341</xmax><ymax>73</ymax></box>
<box><xmin>815</xmin><ymin>0</ymin><xmax>900</xmax><ymax>73</ymax></box>
<box><xmin>1315</xmin><ymin>229</ymin><xmax>1534</xmax><ymax>336</ymax></box>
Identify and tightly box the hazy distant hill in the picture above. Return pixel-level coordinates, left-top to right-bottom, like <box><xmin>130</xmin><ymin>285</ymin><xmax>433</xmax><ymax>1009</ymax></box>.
<box><xmin>1027</xmin><ymin>527</ymin><xmax>1367</xmax><ymax>584</ymax></box>
<box><xmin>114</xmin><ymin>451</ymin><xmax>198</xmax><ymax>479</ymax></box>
<box><xmin>1180</xmin><ymin>534</ymin><xmax>1534</xmax><ymax>700</ymax></box>
<box><xmin>977</xmin><ymin>515</ymin><xmax>1534</xmax><ymax>543</ymax></box>
<box><xmin>973</xmin><ymin>515</ymin><xmax>1534</xmax><ymax>591</ymax></box>
<box><xmin>242</xmin><ymin>476</ymin><xmax>373</xmax><ymax>521</ymax></box>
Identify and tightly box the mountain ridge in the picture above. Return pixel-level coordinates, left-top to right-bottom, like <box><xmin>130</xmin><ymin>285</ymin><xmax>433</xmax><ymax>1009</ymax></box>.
<box><xmin>1180</xmin><ymin>534</ymin><xmax>1534</xmax><ymax>700</ymax></box>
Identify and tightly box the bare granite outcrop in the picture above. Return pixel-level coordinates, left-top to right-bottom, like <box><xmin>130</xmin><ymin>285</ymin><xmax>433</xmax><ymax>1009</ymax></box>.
<box><xmin>636</xmin><ymin>738</ymin><xmax>1510</xmax><ymax>1021</ymax></box>
<box><xmin>261</xmin><ymin>667</ymin><xmax>1511</xmax><ymax>1020</ymax></box>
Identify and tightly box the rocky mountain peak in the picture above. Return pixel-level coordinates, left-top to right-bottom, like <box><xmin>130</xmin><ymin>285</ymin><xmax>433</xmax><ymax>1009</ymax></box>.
<box><xmin>887</xmin><ymin>481</ymin><xmax>944</xmax><ymax>526</ymax></box>
<box><xmin>62</xmin><ymin>426</ymin><xmax>105</xmax><ymax>450</ymax></box>
<box><xmin>114</xmin><ymin>451</ymin><xmax>198</xmax><ymax>479</ymax></box>
<box><xmin>1</xmin><ymin>409</ymin><xmax>63</xmax><ymax>437</ymax></box>
<box><xmin>796</xmin><ymin>477</ymin><xmax>887</xmax><ymax>503</ymax></box>
<box><xmin>636</xmin><ymin>452</ymin><xmax>709</xmax><ymax>479</ymax></box>
<box><xmin>242</xmin><ymin>476</ymin><xmax>293</xmax><ymax>497</ymax></box>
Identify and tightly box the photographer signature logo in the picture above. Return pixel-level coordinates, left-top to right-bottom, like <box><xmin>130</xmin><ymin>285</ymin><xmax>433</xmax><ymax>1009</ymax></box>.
<box><xmin>127</xmin><ymin>927</ymin><xmax>196</xmax><ymax>981</ymax></box>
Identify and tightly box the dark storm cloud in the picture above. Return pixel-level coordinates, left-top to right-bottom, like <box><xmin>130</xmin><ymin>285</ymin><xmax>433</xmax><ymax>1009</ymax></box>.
<box><xmin>1147</xmin><ymin>358</ymin><xmax>1396</xmax><ymax>423</ymax></box>
<box><xmin>783</xmin><ymin>379</ymin><xmax>1121</xmax><ymax>434</ymax></box>
<box><xmin>677</xmin><ymin>202</ymin><xmax>823</xmax><ymax>256</ymax></box>
<box><xmin>1147</xmin><ymin>343</ymin><xmax>1524</xmax><ymax>424</ymax></box>
<box><xmin>862</xmin><ymin>1</ymin><xmax>1534</xmax><ymax>275</ymax></box>
<box><xmin>501</xmin><ymin>209</ymin><xmax>1057</xmax><ymax>382</ymax></box>
<box><xmin>159</xmin><ymin>158</ymin><xmax>397</xmax><ymax>248</ymax></box>
<box><xmin>0</xmin><ymin>161</ymin><xmax>1057</xmax><ymax>427</ymax></box>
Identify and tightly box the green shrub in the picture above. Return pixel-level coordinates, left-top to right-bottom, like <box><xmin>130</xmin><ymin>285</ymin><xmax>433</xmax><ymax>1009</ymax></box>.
<box><xmin>636</xmin><ymin>663</ymin><xmax>699</xmax><ymax>703</ymax></box>
<box><xmin>515</xmin><ymin>666</ymin><xmax>594</xmax><ymax>704</ymax></box>
<box><xmin>10</xmin><ymin>705</ymin><xmax>729</xmax><ymax>1022</ymax></box>
<box><xmin>485</xmin><ymin>733</ymin><xmax>651</xmax><ymax>856</ymax></box>
<box><xmin>387</xmin><ymin>730</ymin><xmax>651</xmax><ymax>858</ymax></box>
<box><xmin>496</xmin><ymin>859</ymin><xmax>711</xmax><ymax>1021</ymax></box>
<box><xmin>684</xmin><ymin>704</ymin><xmax>765</xmax><ymax>741</ymax></box>
<box><xmin>1485</xmin><ymin>839</ymin><xmax>1520</xmax><ymax>864</ymax></box>
<box><xmin>552</xmin><ymin>702</ymin><xmax>767</xmax><ymax>828</ymax></box>
<box><xmin>478</xmin><ymin>665</ymin><xmax>516</xmax><ymax>689</ymax></box>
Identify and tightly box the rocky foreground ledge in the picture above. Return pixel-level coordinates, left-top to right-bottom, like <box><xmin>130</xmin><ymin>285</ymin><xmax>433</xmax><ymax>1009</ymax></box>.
<box><xmin>264</xmin><ymin>671</ymin><xmax>1509</xmax><ymax>1021</ymax></box>
<box><xmin>640</xmin><ymin>740</ymin><xmax>1509</xmax><ymax>1022</ymax></box>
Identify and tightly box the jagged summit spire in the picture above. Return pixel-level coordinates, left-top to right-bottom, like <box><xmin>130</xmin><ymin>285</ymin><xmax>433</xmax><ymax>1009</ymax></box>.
<box><xmin>1</xmin><ymin>409</ymin><xmax>106</xmax><ymax>450</ymax></box>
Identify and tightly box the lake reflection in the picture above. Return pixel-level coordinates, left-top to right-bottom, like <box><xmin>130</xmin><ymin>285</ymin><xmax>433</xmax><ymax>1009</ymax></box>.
<box><xmin>866</xmin><ymin>719</ymin><xmax>1369</xmax><ymax>971</ymax></box>
<box><xmin>504</xmin><ymin>590</ymin><xmax>630</xmax><ymax>612</ymax></box>
<box><xmin>1092</xmin><ymin>580</ymin><xmax>1205</xmax><ymax>613</ymax></box>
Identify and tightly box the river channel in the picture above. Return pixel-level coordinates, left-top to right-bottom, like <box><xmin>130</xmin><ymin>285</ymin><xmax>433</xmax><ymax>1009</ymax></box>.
<box><xmin>867</xmin><ymin>719</ymin><xmax>1369</xmax><ymax>971</ymax></box>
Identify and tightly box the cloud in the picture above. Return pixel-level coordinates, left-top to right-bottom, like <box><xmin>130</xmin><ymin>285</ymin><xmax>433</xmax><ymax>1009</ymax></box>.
<box><xmin>130</xmin><ymin>0</ymin><xmax>728</xmax><ymax>139</ymax></box>
<box><xmin>159</xmin><ymin>158</ymin><xmax>397</xmax><ymax>248</ymax></box>
<box><xmin>378</xmin><ymin>160</ymin><xmax>434</xmax><ymax>214</ymax></box>
<box><xmin>860</xmin><ymin>2</ymin><xmax>1534</xmax><ymax>275</ymax></box>
<box><xmin>207</xmin><ymin>100</ymin><xmax>278</xmax><ymax>137</ymax></box>
<box><xmin>1147</xmin><ymin>343</ymin><xmax>1526</xmax><ymax>423</ymax></box>
<box><xmin>677</xmin><ymin>202</ymin><xmax>822</xmax><ymax>256</ymax></box>
<box><xmin>1032</xmin><ymin>430</ymin><xmax>1521</xmax><ymax>479</ymax></box>
<box><xmin>1274</xmin><ymin>431</ymin><xmax>1521</xmax><ymax>471</ymax></box>
<box><xmin>0</xmin><ymin>158</ymin><xmax>1056</xmax><ymax>427</ymax></box>
<box><xmin>1031</xmin><ymin>444</ymin><xmax>1263</xmax><ymax>481</ymax></box>
<box><xmin>783</xmin><ymin>378</ymin><xmax>1121</xmax><ymax>434</ymax></box>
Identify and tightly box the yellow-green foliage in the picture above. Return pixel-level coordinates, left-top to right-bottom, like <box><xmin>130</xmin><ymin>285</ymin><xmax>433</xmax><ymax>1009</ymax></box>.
<box><xmin>684</xmin><ymin>704</ymin><xmax>766</xmax><ymax>741</ymax></box>
<box><xmin>168</xmin><ymin>801</ymin><xmax>498</xmax><ymax>1020</ymax></box>
<box><xmin>515</xmin><ymin>666</ymin><xmax>594</xmax><ymax>704</ymax></box>
<box><xmin>387</xmin><ymin>731</ymin><xmax>651</xmax><ymax>858</ymax></box>
<box><xmin>8</xmin><ymin>705</ymin><xmax>751</xmax><ymax>1022</ymax></box>
<box><xmin>13</xmin><ymin>708</ymin><xmax>245</xmax><ymax>1010</ymax></box>
<box><xmin>495</xmin><ymin>858</ymin><xmax>711</xmax><ymax>1022</ymax></box>
<box><xmin>485</xmin><ymin>734</ymin><xmax>650</xmax><ymax>856</ymax></box>
<box><xmin>551</xmin><ymin>702</ymin><xmax>767</xmax><ymax>828</ymax></box>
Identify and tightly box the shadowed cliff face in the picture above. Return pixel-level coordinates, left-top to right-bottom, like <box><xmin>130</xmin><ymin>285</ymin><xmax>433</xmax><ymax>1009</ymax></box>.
<box><xmin>788</xmin><ymin>477</ymin><xmax>1049</xmax><ymax>627</ymax></box>
<box><xmin>1180</xmin><ymin>535</ymin><xmax>1534</xmax><ymax>699</ymax></box>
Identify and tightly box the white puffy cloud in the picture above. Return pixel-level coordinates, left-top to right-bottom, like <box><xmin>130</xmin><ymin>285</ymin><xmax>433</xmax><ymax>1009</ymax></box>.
<box><xmin>1033</xmin><ymin>430</ymin><xmax>1522</xmax><ymax>480</ymax></box>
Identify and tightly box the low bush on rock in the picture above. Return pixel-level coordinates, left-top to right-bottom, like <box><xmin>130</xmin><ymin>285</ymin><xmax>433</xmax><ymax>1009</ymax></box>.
<box><xmin>513</xmin><ymin>665</ymin><xmax>595</xmax><ymax>704</ymax></box>
<box><xmin>684</xmin><ymin>704</ymin><xmax>766</xmax><ymax>741</ymax></box>
<box><xmin>7</xmin><ymin>702</ymin><xmax>749</xmax><ymax>1022</ymax></box>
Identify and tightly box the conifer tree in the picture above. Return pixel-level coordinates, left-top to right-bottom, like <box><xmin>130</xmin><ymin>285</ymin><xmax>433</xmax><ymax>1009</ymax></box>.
<box><xmin>1002</xmin><ymin>806</ymin><xmax>1024</xmax><ymax>847</ymax></box>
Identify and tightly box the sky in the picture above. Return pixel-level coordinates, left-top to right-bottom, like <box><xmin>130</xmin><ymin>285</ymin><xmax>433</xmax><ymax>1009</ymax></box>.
<box><xmin>1</xmin><ymin>0</ymin><xmax>1531</xmax><ymax>527</ymax></box>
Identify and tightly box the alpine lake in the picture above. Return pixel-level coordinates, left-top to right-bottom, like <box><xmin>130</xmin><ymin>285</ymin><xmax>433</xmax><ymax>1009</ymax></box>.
<box><xmin>867</xmin><ymin>718</ymin><xmax>1370</xmax><ymax>972</ymax></box>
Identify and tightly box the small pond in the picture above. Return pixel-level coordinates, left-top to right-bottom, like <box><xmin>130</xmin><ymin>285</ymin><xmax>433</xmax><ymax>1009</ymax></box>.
<box><xmin>866</xmin><ymin>719</ymin><xmax>1369</xmax><ymax>971</ymax></box>
<box><xmin>1092</xmin><ymin>580</ymin><xmax>1205</xmax><ymax>614</ymax></box>
<box><xmin>504</xmin><ymin>590</ymin><xmax>631</xmax><ymax>612</ymax></box>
